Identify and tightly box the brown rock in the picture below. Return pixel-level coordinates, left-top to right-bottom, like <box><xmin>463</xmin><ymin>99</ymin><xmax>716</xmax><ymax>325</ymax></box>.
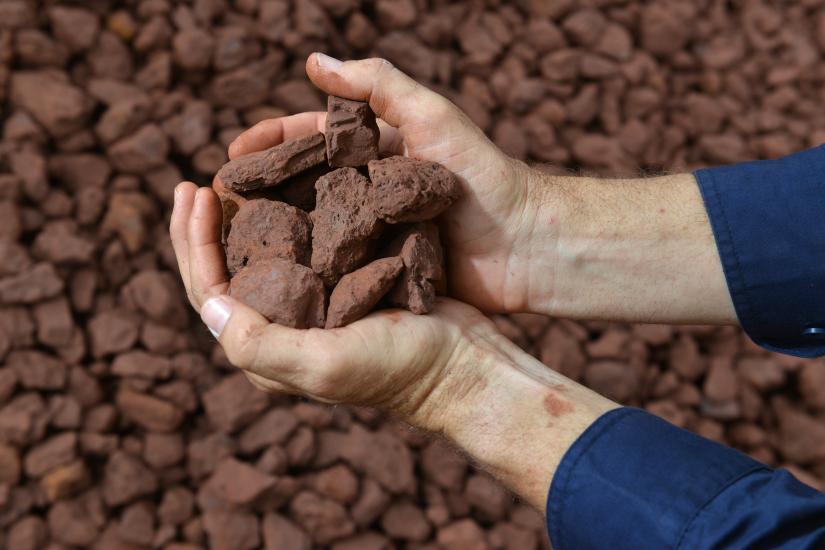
<box><xmin>24</xmin><ymin>432</ymin><xmax>77</xmax><ymax>477</ymax></box>
<box><xmin>158</xmin><ymin>486</ymin><xmax>194</xmax><ymax>525</ymax></box>
<box><xmin>289</xmin><ymin>490</ymin><xmax>355</xmax><ymax>544</ymax></box>
<box><xmin>226</xmin><ymin>199</ymin><xmax>312</xmax><ymax>274</ymax></box>
<box><xmin>263</xmin><ymin>513</ymin><xmax>312</xmax><ymax>550</ymax></box>
<box><xmin>87</xmin><ymin>308</ymin><xmax>140</xmax><ymax>357</ymax></box>
<box><xmin>326</xmin><ymin>256</ymin><xmax>404</xmax><ymax>328</ymax></box>
<box><xmin>238</xmin><ymin>408</ymin><xmax>300</xmax><ymax>454</ymax></box>
<box><xmin>107</xmin><ymin>123</ymin><xmax>170</xmax><ymax>173</ymax></box>
<box><xmin>325</xmin><ymin>96</ymin><xmax>380</xmax><ymax>167</ymax></box>
<box><xmin>117</xmin><ymin>500</ymin><xmax>155</xmax><ymax>546</ymax></box>
<box><xmin>10</xmin><ymin>71</ymin><xmax>92</xmax><ymax>137</ymax></box>
<box><xmin>40</xmin><ymin>459</ymin><xmax>89</xmax><ymax>501</ymax></box>
<box><xmin>8</xmin><ymin>516</ymin><xmax>48</xmax><ymax>550</ymax></box>
<box><xmin>381</xmin><ymin>499</ymin><xmax>431</xmax><ymax>541</ymax></box>
<box><xmin>201</xmin><ymin>372</ymin><xmax>270</xmax><ymax>433</ymax></box>
<box><xmin>340</xmin><ymin>425</ymin><xmax>415</xmax><ymax>494</ymax></box>
<box><xmin>229</xmin><ymin>259</ymin><xmax>326</xmax><ymax>328</ymax></box>
<box><xmin>218</xmin><ymin>133</ymin><xmax>327</xmax><ymax>192</ymax></box>
<box><xmin>0</xmin><ymin>442</ymin><xmax>21</xmax><ymax>485</ymax></box>
<box><xmin>384</xmin><ymin>222</ymin><xmax>444</xmax><ymax>314</ymax></box>
<box><xmin>102</xmin><ymin>451</ymin><xmax>158</xmax><ymax>507</ymax></box>
<box><xmin>311</xmin><ymin>464</ymin><xmax>359</xmax><ymax>504</ymax></box>
<box><xmin>47</xmin><ymin>497</ymin><xmax>100</xmax><ymax>546</ymax></box>
<box><xmin>203</xmin><ymin>509</ymin><xmax>260</xmax><ymax>550</ymax></box>
<box><xmin>202</xmin><ymin>457</ymin><xmax>276</xmax><ymax>506</ymax></box>
<box><xmin>421</xmin><ymin>440</ymin><xmax>467</xmax><ymax>491</ymax></box>
<box><xmin>7</xmin><ymin>350</ymin><xmax>67</xmax><ymax>391</ymax></box>
<box><xmin>437</xmin><ymin>518</ymin><xmax>489</xmax><ymax>550</ymax></box>
<box><xmin>0</xmin><ymin>262</ymin><xmax>64</xmax><ymax>304</ymax></box>
<box><xmin>465</xmin><ymin>473</ymin><xmax>510</xmax><ymax>521</ymax></box>
<box><xmin>116</xmin><ymin>388</ymin><xmax>184</xmax><ymax>432</ymax></box>
<box><xmin>368</xmin><ymin>156</ymin><xmax>461</xmax><ymax>223</ymax></box>
<box><xmin>311</xmin><ymin>167</ymin><xmax>384</xmax><ymax>286</ymax></box>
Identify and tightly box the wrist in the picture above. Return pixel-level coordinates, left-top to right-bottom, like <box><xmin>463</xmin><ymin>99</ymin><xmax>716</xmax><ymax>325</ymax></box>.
<box><xmin>438</xmin><ymin>335</ymin><xmax>617</xmax><ymax>512</ymax></box>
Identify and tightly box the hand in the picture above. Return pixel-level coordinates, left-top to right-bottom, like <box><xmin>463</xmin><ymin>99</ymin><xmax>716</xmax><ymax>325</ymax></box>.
<box><xmin>169</xmin><ymin>183</ymin><xmax>616</xmax><ymax>511</ymax></box>
<box><xmin>225</xmin><ymin>53</ymin><xmax>554</xmax><ymax>314</ymax></box>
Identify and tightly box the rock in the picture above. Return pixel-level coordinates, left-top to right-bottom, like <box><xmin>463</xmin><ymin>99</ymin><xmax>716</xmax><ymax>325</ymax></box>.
<box><xmin>87</xmin><ymin>308</ymin><xmax>140</xmax><ymax>357</ymax></box>
<box><xmin>202</xmin><ymin>457</ymin><xmax>275</xmax><ymax>506</ymax></box>
<box><xmin>201</xmin><ymin>372</ymin><xmax>270</xmax><ymax>433</ymax></box>
<box><xmin>229</xmin><ymin>259</ymin><xmax>326</xmax><ymax>328</ymax></box>
<box><xmin>238</xmin><ymin>408</ymin><xmax>299</xmax><ymax>454</ymax></box>
<box><xmin>10</xmin><ymin>71</ymin><xmax>92</xmax><ymax>137</ymax></box>
<box><xmin>226</xmin><ymin>199</ymin><xmax>312</xmax><ymax>274</ymax></box>
<box><xmin>326</xmin><ymin>256</ymin><xmax>404</xmax><ymax>328</ymax></box>
<box><xmin>24</xmin><ymin>432</ymin><xmax>77</xmax><ymax>477</ymax></box>
<box><xmin>325</xmin><ymin>96</ymin><xmax>380</xmax><ymax>167</ymax></box>
<box><xmin>116</xmin><ymin>388</ymin><xmax>184</xmax><ymax>432</ymax></box>
<box><xmin>368</xmin><ymin>156</ymin><xmax>461</xmax><ymax>223</ymax></box>
<box><xmin>384</xmin><ymin>222</ymin><xmax>444</xmax><ymax>314</ymax></box>
<box><xmin>311</xmin><ymin>167</ymin><xmax>384</xmax><ymax>285</ymax></box>
<box><xmin>40</xmin><ymin>459</ymin><xmax>89</xmax><ymax>501</ymax></box>
<box><xmin>102</xmin><ymin>451</ymin><xmax>158</xmax><ymax>507</ymax></box>
<box><xmin>203</xmin><ymin>509</ymin><xmax>260</xmax><ymax>550</ymax></box>
<box><xmin>218</xmin><ymin>133</ymin><xmax>327</xmax><ymax>192</ymax></box>
<box><xmin>381</xmin><ymin>500</ymin><xmax>431</xmax><ymax>541</ymax></box>
<box><xmin>262</xmin><ymin>513</ymin><xmax>312</xmax><ymax>550</ymax></box>
<box><xmin>107</xmin><ymin>123</ymin><xmax>170</xmax><ymax>173</ymax></box>
<box><xmin>0</xmin><ymin>262</ymin><xmax>63</xmax><ymax>304</ymax></box>
<box><xmin>7</xmin><ymin>350</ymin><xmax>67</xmax><ymax>391</ymax></box>
<box><xmin>289</xmin><ymin>490</ymin><xmax>355</xmax><ymax>545</ymax></box>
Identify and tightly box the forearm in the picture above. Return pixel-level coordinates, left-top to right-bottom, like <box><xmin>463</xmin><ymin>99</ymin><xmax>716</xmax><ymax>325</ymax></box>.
<box><xmin>435</xmin><ymin>335</ymin><xmax>617</xmax><ymax>512</ymax></box>
<box><xmin>523</xmin><ymin>168</ymin><xmax>736</xmax><ymax>325</ymax></box>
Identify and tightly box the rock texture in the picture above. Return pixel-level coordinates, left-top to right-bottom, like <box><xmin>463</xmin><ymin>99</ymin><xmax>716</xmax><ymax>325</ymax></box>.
<box><xmin>325</xmin><ymin>96</ymin><xmax>380</xmax><ymax>167</ymax></box>
<box><xmin>326</xmin><ymin>257</ymin><xmax>405</xmax><ymax>328</ymax></box>
<box><xmin>228</xmin><ymin>260</ymin><xmax>326</xmax><ymax>329</ymax></box>
<box><xmin>368</xmin><ymin>157</ymin><xmax>462</xmax><ymax>223</ymax></box>
<box><xmin>217</xmin><ymin>133</ymin><xmax>327</xmax><ymax>192</ymax></box>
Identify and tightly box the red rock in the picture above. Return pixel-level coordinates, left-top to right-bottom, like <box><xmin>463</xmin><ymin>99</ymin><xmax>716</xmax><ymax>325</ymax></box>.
<box><xmin>437</xmin><ymin>518</ymin><xmax>489</xmax><ymax>550</ymax></box>
<box><xmin>311</xmin><ymin>464</ymin><xmax>359</xmax><ymax>504</ymax></box>
<box><xmin>368</xmin><ymin>156</ymin><xmax>461</xmax><ymax>224</ymax></box>
<box><xmin>229</xmin><ymin>259</ymin><xmax>326</xmax><ymax>328</ymax></box>
<box><xmin>310</xmin><ymin>167</ymin><xmax>384</xmax><ymax>286</ymax></box>
<box><xmin>102</xmin><ymin>451</ymin><xmax>158</xmax><ymax>507</ymax></box>
<box><xmin>0</xmin><ymin>262</ymin><xmax>64</xmax><ymax>305</ymax></box>
<box><xmin>738</xmin><ymin>356</ymin><xmax>786</xmax><ymax>391</ymax></box>
<box><xmin>561</xmin><ymin>9</ymin><xmax>606</xmax><ymax>46</ymax></box>
<box><xmin>143</xmin><ymin>431</ymin><xmax>184</xmax><ymax>469</ymax></box>
<box><xmin>202</xmin><ymin>372</ymin><xmax>270</xmax><ymax>433</ymax></box>
<box><xmin>203</xmin><ymin>509</ymin><xmax>260</xmax><ymax>550</ymax></box>
<box><xmin>286</xmin><ymin>425</ymin><xmax>317</xmax><ymax>467</ymax></box>
<box><xmin>339</xmin><ymin>425</ymin><xmax>415</xmax><ymax>494</ymax></box>
<box><xmin>262</xmin><ymin>513</ymin><xmax>312</xmax><ymax>550</ymax></box>
<box><xmin>40</xmin><ymin>459</ymin><xmax>89</xmax><ymax>501</ymax></box>
<box><xmin>226</xmin><ymin>199</ymin><xmax>312</xmax><ymax>274</ymax></box>
<box><xmin>351</xmin><ymin>477</ymin><xmax>390</xmax><ymax>526</ymax></box>
<box><xmin>584</xmin><ymin>361</ymin><xmax>639</xmax><ymax>403</ymax></box>
<box><xmin>289</xmin><ymin>490</ymin><xmax>355</xmax><ymax>544</ymax></box>
<box><xmin>49</xmin><ymin>6</ymin><xmax>100</xmax><ymax>52</ymax></box>
<box><xmin>116</xmin><ymin>388</ymin><xmax>183</xmax><ymax>432</ymax></box>
<box><xmin>465</xmin><ymin>473</ymin><xmax>510</xmax><ymax>521</ymax></box>
<box><xmin>202</xmin><ymin>457</ymin><xmax>276</xmax><ymax>506</ymax></box>
<box><xmin>332</xmin><ymin>532</ymin><xmax>393</xmax><ymax>550</ymax></box>
<box><xmin>326</xmin><ymin>256</ymin><xmax>403</xmax><ymax>328</ymax></box>
<box><xmin>238</xmin><ymin>408</ymin><xmax>299</xmax><ymax>454</ymax></box>
<box><xmin>47</xmin><ymin>497</ymin><xmax>101</xmax><ymax>546</ymax></box>
<box><xmin>799</xmin><ymin>360</ymin><xmax>825</xmax><ymax>410</ymax></box>
<box><xmin>325</xmin><ymin>96</ymin><xmax>380</xmax><ymax>167</ymax></box>
<box><xmin>381</xmin><ymin>499</ymin><xmax>431</xmax><ymax>541</ymax></box>
<box><xmin>421</xmin><ymin>439</ymin><xmax>467</xmax><ymax>491</ymax></box>
<box><xmin>107</xmin><ymin>123</ymin><xmax>170</xmax><ymax>173</ymax></box>
<box><xmin>218</xmin><ymin>133</ymin><xmax>327</xmax><ymax>192</ymax></box>
<box><xmin>172</xmin><ymin>27</ymin><xmax>214</xmax><ymax>71</ymax></box>
<box><xmin>24</xmin><ymin>432</ymin><xmax>77</xmax><ymax>477</ymax></box>
<box><xmin>10</xmin><ymin>71</ymin><xmax>92</xmax><ymax>137</ymax></box>
<box><xmin>384</xmin><ymin>222</ymin><xmax>444</xmax><ymax>314</ymax></box>
<box><xmin>9</xmin><ymin>516</ymin><xmax>48</xmax><ymax>550</ymax></box>
<box><xmin>117</xmin><ymin>500</ymin><xmax>155</xmax><ymax>546</ymax></box>
<box><xmin>7</xmin><ymin>350</ymin><xmax>67</xmax><ymax>391</ymax></box>
<box><xmin>0</xmin><ymin>442</ymin><xmax>21</xmax><ymax>485</ymax></box>
<box><xmin>776</xmin><ymin>403</ymin><xmax>825</xmax><ymax>464</ymax></box>
<box><xmin>158</xmin><ymin>486</ymin><xmax>194</xmax><ymax>525</ymax></box>
<box><xmin>87</xmin><ymin>309</ymin><xmax>140</xmax><ymax>358</ymax></box>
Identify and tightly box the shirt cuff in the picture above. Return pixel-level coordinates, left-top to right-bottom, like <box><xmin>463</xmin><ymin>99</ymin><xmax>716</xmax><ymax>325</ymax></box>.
<box><xmin>694</xmin><ymin>145</ymin><xmax>825</xmax><ymax>358</ymax></box>
<box><xmin>546</xmin><ymin>408</ymin><xmax>766</xmax><ymax>550</ymax></box>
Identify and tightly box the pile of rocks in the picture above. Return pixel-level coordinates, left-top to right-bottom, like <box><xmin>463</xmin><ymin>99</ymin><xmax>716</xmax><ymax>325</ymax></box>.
<box><xmin>1</xmin><ymin>1</ymin><xmax>825</xmax><ymax>549</ymax></box>
<box><xmin>216</xmin><ymin>96</ymin><xmax>459</xmax><ymax>329</ymax></box>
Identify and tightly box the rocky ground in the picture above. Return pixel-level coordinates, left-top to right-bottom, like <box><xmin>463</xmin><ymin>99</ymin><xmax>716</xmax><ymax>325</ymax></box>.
<box><xmin>1</xmin><ymin>1</ymin><xmax>825</xmax><ymax>549</ymax></box>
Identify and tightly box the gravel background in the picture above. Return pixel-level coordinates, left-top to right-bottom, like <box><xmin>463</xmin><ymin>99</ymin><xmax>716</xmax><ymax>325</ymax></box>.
<box><xmin>1</xmin><ymin>1</ymin><xmax>824</xmax><ymax>549</ymax></box>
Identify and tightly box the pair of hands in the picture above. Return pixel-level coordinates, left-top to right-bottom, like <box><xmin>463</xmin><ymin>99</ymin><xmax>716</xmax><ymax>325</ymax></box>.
<box><xmin>170</xmin><ymin>54</ymin><xmax>558</xmax><ymax>435</ymax></box>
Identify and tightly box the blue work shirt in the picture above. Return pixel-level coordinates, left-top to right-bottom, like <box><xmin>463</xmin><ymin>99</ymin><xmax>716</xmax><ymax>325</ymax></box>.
<box><xmin>546</xmin><ymin>146</ymin><xmax>825</xmax><ymax>549</ymax></box>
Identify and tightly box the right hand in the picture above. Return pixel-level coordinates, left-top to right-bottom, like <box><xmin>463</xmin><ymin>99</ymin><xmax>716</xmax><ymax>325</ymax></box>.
<box><xmin>226</xmin><ymin>53</ymin><xmax>556</xmax><ymax>314</ymax></box>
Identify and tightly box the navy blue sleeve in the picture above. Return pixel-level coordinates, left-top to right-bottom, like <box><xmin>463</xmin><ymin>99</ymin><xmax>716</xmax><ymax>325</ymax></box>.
<box><xmin>547</xmin><ymin>408</ymin><xmax>825</xmax><ymax>550</ymax></box>
<box><xmin>694</xmin><ymin>146</ymin><xmax>825</xmax><ymax>357</ymax></box>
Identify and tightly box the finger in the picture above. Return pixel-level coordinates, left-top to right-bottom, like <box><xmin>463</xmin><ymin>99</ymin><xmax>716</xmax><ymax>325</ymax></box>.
<box><xmin>170</xmin><ymin>182</ymin><xmax>198</xmax><ymax>303</ymax></box>
<box><xmin>306</xmin><ymin>53</ymin><xmax>454</xmax><ymax>131</ymax></box>
<box><xmin>229</xmin><ymin>112</ymin><xmax>405</xmax><ymax>158</ymax></box>
<box><xmin>200</xmin><ymin>295</ymin><xmax>319</xmax><ymax>389</ymax></box>
<box><xmin>187</xmin><ymin>187</ymin><xmax>229</xmax><ymax>311</ymax></box>
<box><xmin>228</xmin><ymin>112</ymin><xmax>325</xmax><ymax>159</ymax></box>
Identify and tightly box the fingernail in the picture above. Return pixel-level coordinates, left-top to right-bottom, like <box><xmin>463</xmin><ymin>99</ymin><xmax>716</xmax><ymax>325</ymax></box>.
<box><xmin>315</xmin><ymin>52</ymin><xmax>343</xmax><ymax>71</ymax></box>
<box><xmin>202</xmin><ymin>295</ymin><xmax>232</xmax><ymax>339</ymax></box>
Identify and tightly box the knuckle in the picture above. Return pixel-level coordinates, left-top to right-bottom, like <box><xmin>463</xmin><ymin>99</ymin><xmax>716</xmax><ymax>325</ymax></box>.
<box><xmin>224</xmin><ymin>322</ymin><xmax>265</xmax><ymax>369</ymax></box>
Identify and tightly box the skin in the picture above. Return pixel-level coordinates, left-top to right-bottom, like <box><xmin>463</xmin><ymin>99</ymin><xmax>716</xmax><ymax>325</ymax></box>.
<box><xmin>169</xmin><ymin>54</ymin><xmax>737</xmax><ymax>514</ymax></box>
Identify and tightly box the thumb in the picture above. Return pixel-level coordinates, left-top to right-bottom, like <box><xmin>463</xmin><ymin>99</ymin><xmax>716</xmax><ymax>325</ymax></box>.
<box><xmin>306</xmin><ymin>53</ymin><xmax>454</xmax><ymax>131</ymax></box>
